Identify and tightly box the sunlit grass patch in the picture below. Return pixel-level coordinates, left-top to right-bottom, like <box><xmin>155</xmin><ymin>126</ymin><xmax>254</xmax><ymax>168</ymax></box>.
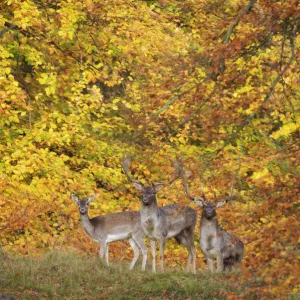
<box><xmin>0</xmin><ymin>250</ymin><xmax>242</xmax><ymax>299</ymax></box>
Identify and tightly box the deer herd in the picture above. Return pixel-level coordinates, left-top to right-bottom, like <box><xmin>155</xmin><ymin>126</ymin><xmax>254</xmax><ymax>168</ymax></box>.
<box><xmin>71</xmin><ymin>157</ymin><xmax>244</xmax><ymax>273</ymax></box>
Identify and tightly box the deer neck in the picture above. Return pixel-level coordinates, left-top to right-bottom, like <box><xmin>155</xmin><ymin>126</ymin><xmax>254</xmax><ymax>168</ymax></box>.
<box><xmin>200</xmin><ymin>212</ymin><xmax>221</xmax><ymax>233</ymax></box>
<box><xmin>141</xmin><ymin>200</ymin><xmax>159</xmax><ymax>216</ymax></box>
<box><xmin>80</xmin><ymin>213</ymin><xmax>95</xmax><ymax>237</ymax></box>
<box><xmin>140</xmin><ymin>199</ymin><xmax>166</xmax><ymax>239</ymax></box>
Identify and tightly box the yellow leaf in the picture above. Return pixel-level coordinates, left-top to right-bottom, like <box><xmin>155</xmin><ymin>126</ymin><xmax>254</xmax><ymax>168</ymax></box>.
<box><xmin>260</xmin><ymin>218</ymin><xmax>268</xmax><ymax>224</ymax></box>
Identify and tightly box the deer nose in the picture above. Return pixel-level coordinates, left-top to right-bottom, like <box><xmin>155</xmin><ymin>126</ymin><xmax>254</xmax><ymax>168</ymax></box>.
<box><xmin>143</xmin><ymin>195</ymin><xmax>151</xmax><ymax>203</ymax></box>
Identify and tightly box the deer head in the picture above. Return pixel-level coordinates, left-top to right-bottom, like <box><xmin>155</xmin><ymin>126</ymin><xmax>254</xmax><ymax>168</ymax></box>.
<box><xmin>71</xmin><ymin>193</ymin><xmax>95</xmax><ymax>214</ymax></box>
<box><xmin>121</xmin><ymin>155</ymin><xmax>180</xmax><ymax>205</ymax></box>
<box><xmin>132</xmin><ymin>182</ymin><xmax>165</xmax><ymax>205</ymax></box>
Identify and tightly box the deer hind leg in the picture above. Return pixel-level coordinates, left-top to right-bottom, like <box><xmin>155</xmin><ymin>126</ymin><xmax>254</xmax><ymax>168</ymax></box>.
<box><xmin>150</xmin><ymin>240</ymin><xmax>156</xmax><ymax>273</ymax></box>
<box><xmin>190</xmin><ymin>240</ymin><xmax>196</xmax><ymax>274</ymax></box>
<box><xmin>159</xmin><ymin>238</ymin><xmax>166</xmax><ymax>272</ymax></box>
<box><xmin>235</xmin><ymin>253</ymin><xmax>243</xmax><ymax>269</ymax></box>
<box><xmin>175</xmin><ymin>233</ymin><xmax>191</xmax><ymax>273</ymax></box>
<box><xmin>132</xmin><ymin>233</ymin><xmax>148</xmax><ymax>271</ymax></box>
<box><xmin>128</xmin><ymin>238</ymin><xmax>140</xmax><ymax>270</ymax></box>
<box><xmin>185</xmin><ymin>249</ymin><xmax>192</xmax><ymax>273</ymax></box>
<box><xmin>224</xmin><ymin>256</ymin><xmax>234</xmax><ymax>271</ymax></box>
<box><xmin>186</xmin><ymin>229</ymin><xmax>196</xmax><ymax>274</ymax></box>
<box><xmin>179</xmin><ymin>229</ymin><xmax>196</xmax><ymax>274</ymax></box>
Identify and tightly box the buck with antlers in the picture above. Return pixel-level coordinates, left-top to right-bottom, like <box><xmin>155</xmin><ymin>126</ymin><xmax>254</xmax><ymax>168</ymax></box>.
<box><xmin>122</xmin><ymin>156</ymin><xmax>197</xmax><ymax>273</ymax></box>
<box><xmin>70</xmin><ymin>193</ymin><xmax>148</xmax><ymax>270</ymax></box>
<box><xmin>179</xmin><ymin>165</ymin><xmax>244</xmax><ymax>273</ymax></box>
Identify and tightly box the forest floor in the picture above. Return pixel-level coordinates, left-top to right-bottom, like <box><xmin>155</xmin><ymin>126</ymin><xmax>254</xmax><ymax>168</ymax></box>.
<box><xmin>0</xmin><ymin>250</ymin><xmax>244</xmax><ymax>299</ymax></box>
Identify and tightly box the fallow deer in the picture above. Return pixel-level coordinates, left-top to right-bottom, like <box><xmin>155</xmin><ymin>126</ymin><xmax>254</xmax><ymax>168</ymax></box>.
<box><xmin>179</xmin><ymin>165</ymin><xmax>244</xmax><ymax>273</ymax></box>
<box><xmin>122</xmin><ymin>157</ymin><xmax>197</xmax><ymax>273</ymax></box>
<box><xmin>70</xmin><ymin>193</ymin><xmax>148</xmax><ymax>270</ymax></box>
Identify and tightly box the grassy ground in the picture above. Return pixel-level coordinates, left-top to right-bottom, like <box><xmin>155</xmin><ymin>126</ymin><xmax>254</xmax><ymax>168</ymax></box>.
<box><xmin>0</xmin><ymin>251</ymin><xmax>243</xmax><ymax>299</ymax></box>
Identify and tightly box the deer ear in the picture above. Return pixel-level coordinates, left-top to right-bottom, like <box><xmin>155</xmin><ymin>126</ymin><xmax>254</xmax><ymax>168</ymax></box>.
<box><xmin>194</xmin><ymin>197</ymin><xmax>204</xmax><ymax>208</ymax></box>
<box><xmin>153</xmin><ymin>182</ymin><xmax>165</xmax><ymax>193</ymax></box>
<box><xmin>216</xmin><ymin>200</ymin><xmax>226</xmax><ymax>208</ymax></box>
<box><xmin>70</xmin><ymin>193</ymin><xmax>79</xmax><ymax>204</ymax></box>
<box><xmin>133</xmin><ymin>182</ymin><xmax>144</xmax><ymax>191</ymax></box>
<box><xmin>87</xmin><ymin>195</ymin><xmax>95</xmax><ymax>204</ymax></box>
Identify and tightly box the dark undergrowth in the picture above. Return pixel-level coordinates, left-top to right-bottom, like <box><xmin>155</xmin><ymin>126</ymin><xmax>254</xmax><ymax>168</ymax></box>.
<box><xmin>0</xmin><ymin>250</ymin><xmax>243</xmax><ymax>299</ymax></box>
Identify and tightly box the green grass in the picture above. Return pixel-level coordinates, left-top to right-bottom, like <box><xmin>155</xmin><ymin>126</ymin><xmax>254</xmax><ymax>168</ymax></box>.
<box><xmin>0</xmin><ymin>251</ymin><xmax>243</xmax><ymax>299</ymax></box>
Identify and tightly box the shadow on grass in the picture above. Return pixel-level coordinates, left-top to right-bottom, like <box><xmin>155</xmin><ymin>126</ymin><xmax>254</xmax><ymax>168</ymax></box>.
<box><xmin>0</xmin><ymin>250</ymin><xmax>243</xmax><ymax>299</ymax></box>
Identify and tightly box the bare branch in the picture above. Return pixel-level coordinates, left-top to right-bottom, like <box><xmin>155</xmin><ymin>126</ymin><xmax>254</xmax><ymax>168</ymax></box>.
<box><xmin>223</xmin><ymin>0</ymin><xmax>257</xmax><ymax>44</ymax></box>
<box><xmin>0</xmin><ymin>22</ymin><xmax>16</xmax><ymax>39</ymax></box>
<box><xmin>133</xmin><ymin>77</ymin><xmax>210</xmax><ymax>140</ymax></box>
<box><xmin>215</xmin><ymin>29</ymin><xmax>296</xmax><ymax>156</ymax></box>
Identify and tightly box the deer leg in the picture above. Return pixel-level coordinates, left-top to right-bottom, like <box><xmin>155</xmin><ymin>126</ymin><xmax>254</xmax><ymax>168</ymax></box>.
<box><xmin>185</xmin><ymin>251</ymin><xmax>192</xmax><ymax>273</ymax></box>
<box><xmin>189</xmin><ymin>240</ymin><xmax>196</xmax><ymax>274</ymax></box>
<box><xmin>132</xmin><ymin>233</ymin><xmax>148</xmax><ymax>271</ymax></box>
<box><xmin>159</xmin><ymin>238</ymin><xmax>166</xmax><ymax>272</ymax></box>
<box><xmin>99</xmin><ymin>242</ymin><xmax>105</xmax><ymax>260</ymax></box>
<box><xmin>128</xmin><ymin>238</ymin><xmax>140</xmax><ymax>270</ymax></box>
<box><xmin>185</xmin><ymin>229</ymin><xmax>197</xmax><ymax>274</ymax></box>
<box><xmin>182</xmin><ymin>236</ymin><xmax>191</xmax><ymax>273</ymax></box>
<box><xmin>207</xmin><ymin>257</ymin><xmax>215</xmax><ymax>272</ymax></box>
<box><xmin>150</xmin><ymin>240</ymin><xmax>156</xmax><ymax>273</ymax></box>
<box><xmin>105</xmin><ymin>243</ymin><xmax>109</xmax><ymax>266</ymax></box>
<box><xmin>216</xmin><ymin>253</ymin><xmax>224</xmax><ymax>273</ymax></box>
<box><xmin>192</xmin><ymin>246</ymin><xmax>197</xmax><ymax>274</ymax></box>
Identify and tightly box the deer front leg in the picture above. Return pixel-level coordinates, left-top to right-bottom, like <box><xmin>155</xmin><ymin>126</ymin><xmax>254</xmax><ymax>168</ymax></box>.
<box><xmin>207</xmin><ymin>257</ymin><xmax>215</xmax><ymax>272</ymax></box>
<box><xmin>128</xmin><ymin>238</ymin><xmax>140</xmax><ymax>270</ymax></box>
<box><xmin>132</xmin><ymin>233</ymin><xmax>148</xmax><ymax>271</ymax></box>
<box><xmin>159</xmin><ymin>238</ymin><xmax>166</xmax><ymax>272</ymax></box>
<box><xmin>150</xmin><ymin>240</ymin><xmax>156</xmax><ymax>273</ymax></box>
<box><xmin>216</xmin><ymin>252</ymin><xmax>224</xmax><ymax>273</ymax></box>
<box><xmin>105</xmin><ymin>243</ymin><xmax>109</xmax><ymax>266</ymax></box>
<box><xmin>99</xmin><ymin>241</ymin><xmax>109</xmax><ymax>266</ymax></box>
<box><xmin>99</xmin><ymin>242</ymin><xmax>105</xmax><ymax>260</ymax></box>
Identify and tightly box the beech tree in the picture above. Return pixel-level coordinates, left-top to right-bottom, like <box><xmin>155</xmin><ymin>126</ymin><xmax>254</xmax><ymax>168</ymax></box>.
<box><xmin>0</xmin><ymin>0</ymin><xmax>299</xmax><ymax>297</ymax></box>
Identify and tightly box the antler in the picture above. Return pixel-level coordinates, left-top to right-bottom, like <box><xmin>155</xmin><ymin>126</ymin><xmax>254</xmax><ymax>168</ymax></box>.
<box><xmin>121</xmin><ymin>155</ymin><xmax>141</xmax><ymax>185</ymax></box>
<box><xmin>122</xmin><ymin>155</ymin><xmax>182</xmax><ymax>192</ymax></box>
<box><xmin>218</xmin><ymin>156</ymin><xmax>240</xmax><ymax>205</ymax></box>
<box><xmin>176</xmin><ymin>158</ymin><xmax>206</xmax><ymax>205</ymax></box>
<box><xmin>224</xmin><ymin>182</ymin><xmax>235</xmax><ymax>203</ymax></box>
<box><xmin>216</xmin><ymin>182</ymin><xmax>235</xmax><ymax>208</ymax></box>
<box><xmin>168</xmin><ymin>158</ymin><xmax>182</xmax><ymax>185</ymax></box>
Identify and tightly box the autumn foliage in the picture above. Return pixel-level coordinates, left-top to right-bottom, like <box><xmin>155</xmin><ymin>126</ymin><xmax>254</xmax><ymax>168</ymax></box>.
<box><xmin>0</xmin><ymin>0</ymin><xmax>299</xmax><ymax>298</ymax></box>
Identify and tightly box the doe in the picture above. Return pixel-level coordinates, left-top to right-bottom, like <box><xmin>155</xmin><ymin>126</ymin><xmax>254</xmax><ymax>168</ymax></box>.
<box><xmin>71</xmin><ymin>193</ymin><xmax>148</xmax><ymax>270</ymax></box>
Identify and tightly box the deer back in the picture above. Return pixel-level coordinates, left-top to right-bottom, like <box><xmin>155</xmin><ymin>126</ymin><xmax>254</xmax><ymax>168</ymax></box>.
<box><xmin>161</xmin><ymin>204</ymin><xmax>197</xmax><ymax>239</ymax></box>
